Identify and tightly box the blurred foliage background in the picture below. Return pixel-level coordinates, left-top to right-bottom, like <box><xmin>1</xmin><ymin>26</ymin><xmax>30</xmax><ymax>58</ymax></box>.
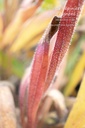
<box><xmin>0</xmin><ymin>0</ymin><xmax>85</xmax><ymax>98</ymax></box>
<box><xmin>0</xmin><ymin>0</ymin><xmax>65</xmax><ymax>80</ymax></box>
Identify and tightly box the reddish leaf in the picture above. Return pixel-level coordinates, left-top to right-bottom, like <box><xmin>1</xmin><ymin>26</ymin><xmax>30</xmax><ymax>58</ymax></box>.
<box><xmin>44</xmin><ymin>0</ymin><xmax>84</xmax><ymax>92</ymax></box>
<box><xmin>19</xmin><ymin>16</ymin><xmax>60</xmax><ymax>128</ymax></box>
<box><xmin>27</xmin><ymin>42</ymin><xmax>49</xmax><ymax>128</ymax></box>
<box><xmin>19</xmin><ymin>1</ymin><xmax>84</xmax><ymax>128</ymax></box>
<box><xmin>19</xmin><ymin>67</ymin><xmax>31</xmax><ymax>128</ymax></box>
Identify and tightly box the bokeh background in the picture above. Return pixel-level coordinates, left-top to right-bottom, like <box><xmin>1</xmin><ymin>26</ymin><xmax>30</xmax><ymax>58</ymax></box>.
<box><xmin>0</xmin><ymin>0</ymin><xmax>85</xmax><ymax>127</ymax></box>
<box><xmin>0</xmin><ymin>0</ymin><xmax>85</xmax><ymax>95</ymax></box>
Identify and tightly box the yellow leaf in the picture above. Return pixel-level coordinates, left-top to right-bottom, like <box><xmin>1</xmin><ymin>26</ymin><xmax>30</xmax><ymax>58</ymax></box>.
<box><xmin>64</xmin><ymin>52</ymin><xmax>85</xmax><ymax>96</ymax></box>
<box><xmin>80</xmin><ymin>3</ymin><xmax>85</xmax><ymax>18</ymax></box>
<box><xmin>25</xmin><ymin>32</ymin><xmax>43</xmax><ymax>51</ymax></box>
<box><xmin>1</xmin><ymin>0</ymin><xmax>43</xmax><ymax>49</ymax></box>
<box><xmin>0</xmin><ymin>14</ymin><xmax>3</xmax><ymax>41</ymax></box>
<box><xmin>10</xmin><ymin>9</ymin><xmax>62</xmax><ymax>53</ymax></box>
<box><xmin>65</xmin><ymin>75</ymin><xmax>85</xmax><ymax>128</ymax></box>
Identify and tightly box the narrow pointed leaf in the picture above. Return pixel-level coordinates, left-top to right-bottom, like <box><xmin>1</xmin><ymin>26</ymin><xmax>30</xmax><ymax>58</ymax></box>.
<box><xmin>19</xmin><ymin>1</ymin><xmax>84</xmax><ymax>128</ymax></box>
<box><xmin>19</xmin><ymin>67</ymin><xmax>31</xmax><ymax>128</ymax></box>
<box><xmin>27</xmin><ymin>16</ymin><xmax>60</xmax><ymax>128</ymax></box>
<box><xmin>65</xmin><ymin>75</ymin><xmax>85</xmax><ymax>128</ymax></box>
<box><xmin>44</xmin><ymin>0</ymin><xmax>84</xmax><ymax>92</ymax></box>
<box><xmin>10</xmin><ymin>9</ymin><xmax>60</xmax><ymax>53</ymax></box>
<box><xmin>27</xmin><ymin>42</ymin><xmax>49</xmax><ymax>128</ymax></box>
<box><xmin>1</xmin><ymin>0</ymin><xmax>43</xmax><ymax>49</ymax></box>
<box><xmin>63</xmin><ymin>52</ymin><xmax>85</xmax><ymax>96</ymax></box>
<box><xmin>19</xmin><ymin>16</ymin><xmax>60</xmax><ymax>128</ymax></box>
<box><xmin>65</xmin><ymin>35</ymin><xmax>85</xmax><ymax>76</ymax></box>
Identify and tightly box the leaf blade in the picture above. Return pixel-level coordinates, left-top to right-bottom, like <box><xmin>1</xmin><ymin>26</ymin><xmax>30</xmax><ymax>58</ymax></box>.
<box><xmin>65</xmin><ymin>75</ymin><xmax>85</xmax><ymax>128</ymax></box>
<box><xmin>44</xmin><ymin>0</ymin><xmax>84</xmax><ymax>92</ymax></box>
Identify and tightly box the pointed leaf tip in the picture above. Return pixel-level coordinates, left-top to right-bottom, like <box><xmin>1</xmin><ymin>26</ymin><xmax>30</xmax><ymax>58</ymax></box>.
<box><xmin>44</xmin><ymin>0</ymin><xmax>84</xmax><ymax>92</ymax></box>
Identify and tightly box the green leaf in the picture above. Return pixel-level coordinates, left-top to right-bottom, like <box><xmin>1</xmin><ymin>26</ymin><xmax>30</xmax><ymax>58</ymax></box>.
<box><xmin>41</xmin><ymin>0</ymin><xmax>58</xmax><ymax>10</ymax></box>
<box><xmin>0</xmin><ymin>0</ymin><xmax>4</xmax><ymax>11</ymax></box>
<box><xmin>0</xmin><ymin>51</ymin><xmax>25</xmax><ymax>78</ymax></box>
